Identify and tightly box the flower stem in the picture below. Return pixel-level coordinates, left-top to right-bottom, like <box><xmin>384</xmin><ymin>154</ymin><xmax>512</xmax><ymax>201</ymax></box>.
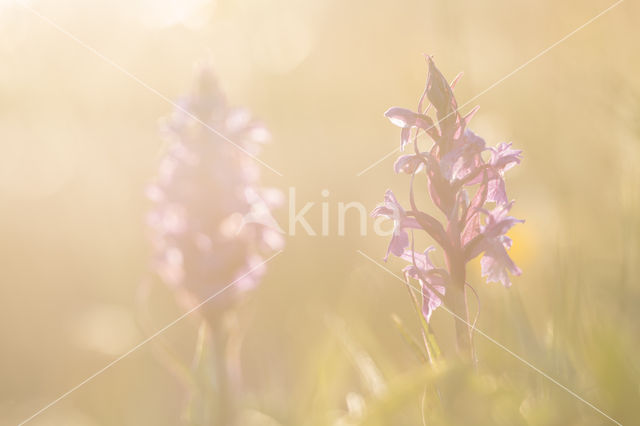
<box><xmin>445</xmin><ymin>253</ymin><xmax>473</xmax><ymax>360</ymax></box>
<box><xmin>450</xmin><ymin>285</ymin><xmax>472</xmax><ymax>360</ymax></box>
<box><xmin>211</xmin><ymin>325</ymin><xmax>234</xmax><ymax>426</ymax></box>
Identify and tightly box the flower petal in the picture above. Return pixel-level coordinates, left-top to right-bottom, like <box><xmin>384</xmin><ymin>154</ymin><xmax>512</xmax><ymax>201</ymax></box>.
<box><xmin>384</xmin><ymin>107</ymin><xmax>416</xmax><ymax>128</ymax></box>
<box><xmin>394</xmin><ymin>154</ymin><xmax>423</xmax><ymax>174</ymax></box>
<box><xmin>422</xmin><ymin>282</ymin><xmax>445</xmax><ymax>323</ymax></box>
<box><xmin>387</xmin><ymin>229</ymin><xmax>409</xmax><ymax>259</ymax></box>
<box><xmin>490</xmin><ymin>142</ymin><xmax>522</xmax><ymax>171</ymax></box>
<box><xmin>480</xmin><ymin>237</ymin><xmax>522</xmax><ymax>287</ymax></box>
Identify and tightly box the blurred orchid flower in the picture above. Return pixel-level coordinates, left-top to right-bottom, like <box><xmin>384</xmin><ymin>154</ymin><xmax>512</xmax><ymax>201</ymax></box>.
<box><xmin>147</xmin><ymin>61</ymin><xmax>282</xmax><ymax>317</ymax></box>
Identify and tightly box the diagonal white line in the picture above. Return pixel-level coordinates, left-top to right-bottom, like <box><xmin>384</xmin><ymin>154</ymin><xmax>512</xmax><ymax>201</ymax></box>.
<box><xmin>18</xmin><ymin>250</ymin><xmax>283</xmax><ymax>426</ymax></box>
<box><xmin>18</xmin><ymin>1</ymin><xmax>284</xmax><ymax>177</ymax></box>
<box><xmin>356</xmin><ymin>0</ymin><xmax>625</xmax><ymax>177</ymax></box>
<box><xmin>356</xmin><ymin>249</ymin><xmax>622</xmax><ymax>426</ymax></box>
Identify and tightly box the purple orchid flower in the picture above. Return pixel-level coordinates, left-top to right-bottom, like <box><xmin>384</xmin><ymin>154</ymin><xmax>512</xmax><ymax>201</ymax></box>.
<box><xmin>476</xmin><ymin>202</ymin><xmax>524</xmax><ymax>287</ymax></box>
<box><xmin>384</xmin><ymin>107</ymin><xmax>439</xmax><ymax>151</ymax></box>
<box><xmin>374</xmin><ymin>57</ymin><xmax>524</xmax><ymax>357</ymax></box>
<box><xmin>400</xmin><ymin>248</ymin><xmax>447</xmax><ymax>322</ymax></box>
<box><xmin>485</xmin><ymin>142</ymin><xmax>523</xmax><ymax>204</ymax></box>
<box><xmin>371</xmin><ymin>190</ymin><xmax>421</xmax><ymax>260</ymax></box>
<box><xmin>147</xmin><ymin>62</ymin><xmax>282</xmax><ymax>319</ymax></box>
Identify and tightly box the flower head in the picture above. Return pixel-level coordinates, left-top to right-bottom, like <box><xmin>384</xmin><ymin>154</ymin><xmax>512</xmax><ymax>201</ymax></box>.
<box><xmin>374</xmin><ymin>57</ymin><xmax>524</xmax><ymax>322</ymax></box>
<box><xmin>147</xmin><ymin>62</ymin><xmax>282</xmax><ymax>316</ymax></box>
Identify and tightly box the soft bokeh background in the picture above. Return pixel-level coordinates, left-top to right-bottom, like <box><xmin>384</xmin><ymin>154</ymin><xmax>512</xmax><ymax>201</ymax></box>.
<box><xmin>1</xmin><ymin>0</ymin><xmax>639</xmax><ymax>424</ymax></box>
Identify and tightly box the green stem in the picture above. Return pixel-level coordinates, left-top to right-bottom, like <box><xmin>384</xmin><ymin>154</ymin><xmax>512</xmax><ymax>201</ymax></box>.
<box><xmin>446</xmin><ymin>252</ymin><xmax>473</xmax><ymax>361</ymax></box>
<box><xmin>211</xmin><ymin>325</ymin><xmax>234</xmax><ymax>426</ymax></box>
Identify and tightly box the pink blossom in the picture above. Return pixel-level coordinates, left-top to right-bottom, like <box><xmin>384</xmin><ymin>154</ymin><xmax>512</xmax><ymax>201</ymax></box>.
<box><xmin>400</xmin><ymin>248</ymin><xmax>446</xmax><ymax>322</ymax></box>
<box><xmin>371</xmin><ymin>190</ymin><xmax>421</xmax><ymax>260</ymax></box>
<box><xmin>384</xmin><ymin>107</ymin><xmax>439</xmax><ymax>150</ymax></box>
<box><xmin>394</xmin><ymin>154</ymin><xmax>424</xmax><ymax>174</ymax></box>
<box><xmin>375</xmin><ymin>57</ymin><xmax>523</xmax><ymax>323</ymax></box>
<box><xmin>480</xmin><ymin>235</ymin><xmax>521</xmax><ymax>287</ymax></box>
<box><xmin>440</xmin><ymin>129</ymin><xmax>486</xmax><ymax>182</ymax></box>
<box><xmin>147</xmin><ymin>62</ymin><xmax>282</xmax><ymax>316</ymax></box>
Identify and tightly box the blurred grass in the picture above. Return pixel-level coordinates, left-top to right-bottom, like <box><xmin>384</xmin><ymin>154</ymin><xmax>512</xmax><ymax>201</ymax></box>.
<box><xmin>1</xmin><ymin>0</ymin><xmax>639</xmax><ymax>424</ymax></box>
